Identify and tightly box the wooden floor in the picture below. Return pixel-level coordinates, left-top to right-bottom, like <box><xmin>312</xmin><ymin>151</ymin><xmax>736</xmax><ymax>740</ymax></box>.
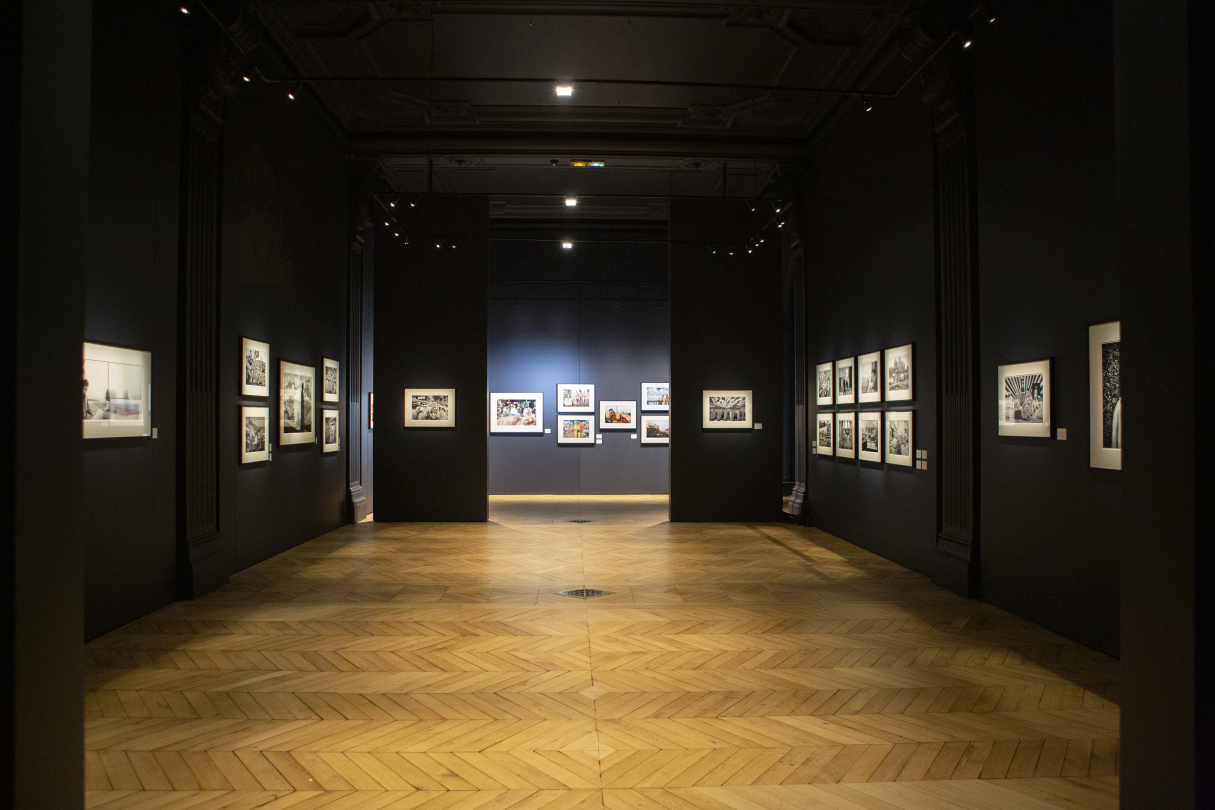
<box><xmin>85</xmin><ymin>495</ymin><xmax>1120</xmax><ymax>809</ymax></box>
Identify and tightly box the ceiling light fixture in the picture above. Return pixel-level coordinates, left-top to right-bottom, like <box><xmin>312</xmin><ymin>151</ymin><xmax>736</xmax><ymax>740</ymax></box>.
<box><xmin>862</xmin><ymin>95</ymin><xmax>874</xmax><ymax>112</ymax></box>
<box><xmin>180</xmin><ymin>5</ymin><xmax>189</xmax><ymax>13</ymax></box>
<box><xmin>565</xmin><ymin>197</ymin><xmax>577</xmax><ymax>207</ymax></box>
<box><xmin>562</xmin><ymin>242</ymin><xmax>573</xmax><ymax>249</ymax></box>
<box><xmin>242</xmin><ymin>75</ymin><xmax>250</xmax><ymax>83</ymax></box>
<box><xmin>555</xmin><ymin>84</ymin><xmax>574</xmax><ymax>96</ymax></box>
<box><xmin>287</xmin><ymin>82</ymin><xmax>300</xmax><ymax>100</ymax></box>
<box><xmin>963</xmin><ymin>39</ymin><xmax>972</xmax><ymax>48</ymax></box>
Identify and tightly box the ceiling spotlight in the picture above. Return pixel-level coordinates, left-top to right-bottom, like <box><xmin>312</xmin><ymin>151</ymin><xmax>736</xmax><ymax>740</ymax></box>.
<box><xmin>393</xmin><ymin>232</ymin><xmax>399</xmax><ymax>237</ymax></box>
<box><xmin>180</xmin><ymin>6</ymin><xmax>189</xmax><ymax>13</ymax></box>
<box><xmin>242</xmin><ymin>75</ymin><xmax>250</xmax><ymax>83</ymax></box>
<box><xmin>963</xmin><ymin>38</ymin><xmax>972</xmax><ymax>48</ymax></box>
<box><xmin>287</xmin><ymin>83</ymin><xmax>300</xmax><ymax>100</ymax></box>
<box><xmin>565</xmin><ymin>197</ymin><xmax>577</xmax><ymax>207</ymax></box>
<box><xmin>862</xmin><ymin>95</ymin><xmax>874</xmax><ymax>112</ymax></box>
<box><xmin>777</xmin><ymin>221</ymin><xmax>784</xmax><ymax>228</ymax></box>
<box><xmin>389</xmin><ymin>201</ymin><xmax>395</xmax><ymax>208</ymax></box>
<box><xmin>562</xmin><ymin>242</ymin><xmax>573</xmax><ymax>249</ymax></box>
<box><xmin>555</xmin><ymin>84</ymin><xmax>574</xmax><ymax>97</ymax></box>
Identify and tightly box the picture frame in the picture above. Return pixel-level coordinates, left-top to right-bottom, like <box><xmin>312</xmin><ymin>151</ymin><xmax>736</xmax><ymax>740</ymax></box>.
<box><xmin>998</xmin><ymin>359</ymin><xmax>1051</xmax><ymax>437</ymax></box>
<box><xmin>83</xmin><ymin>342</ymin><xmax>152</xmax><ymax>439</ymax></box>
<box><xmin>702</xmin><ymin>389</ymin><xmax>753</xmax><ymax>429</ymax></box>
<box><xmin>241</xmin><ymin>405</ymin><xmax>270</xmax><ymax>463</ymax></box>
<box><xmin>815</xmin><ymin>414</ymin><xmax>833</xmax><ymax>454</ymax></box>
<box><xmin>641</xmin><ymin>383</ymin><xmax>670</xmax><ymax>412</ymax></box>
<box><xmin>322</xmin><ymin>357</ymin><xmax>340</xmax><ymax>403</ymax></box>
<box><xmin>857</xmin><ymin>411</ymin><xmax>883</xmax><ymax>462</ymax></box>
<box><xmin>405</xmin><ymin>388</ymin><xmax>455</xmax><ymax>428</ymax></box>
<box><xmin>490</xmin><ymin>392</ymin><xmax>543</xmax><ymax>433</ymax></box>
<box><xmin>241</xmin><ymin>337</ymin><xmax>270</xmax><ymax>397</ymax></box>
<box><xmin>641</xmin><ymin>415</ymin><xmax>670</xmax><ymax>444</ymax></box>
<box><xmin>321</xmin><ymin>410</ymin><xmax>339</xmax><ymax>453</ymax></box>
<box><xmin>815</xmin><ymin>362</ymin><xmax>834</xmax><ymax>406</ymax></box>
<box><xmin>1089</xmin><ymin>321</ymin><xmax>1121</xmax><ymax>469</ymax></box>
<box><xmin>600</xmin><ymin>399</ymin><xmax>637</xmax><ymax>429</ymax></box>
<box><xmin>857</xmin><ymin>351</ymin><xmax>882</xmax><ymax>403</ymax></box>
<box><xmin>836</xmin><ymin>357</ymin><xmax>856</xmax><ymax>405</ymax></box>
<box><xmin>279</xmin><ymin>360</ymin><xmax>315</xmax><ymax>445</ymax></box>
<box><xmin>885</xmin><ymin>410</ymin><xmax>914</xmax><ymax>466</ymax></box>
<box><xmin>557</xmin><ymin>383</ymin><xmax>595</xmax><ymax>413</ymax></box>
<box><xmin>557</xmin><ymin>414</ymin><xmax>594</xmax><ymax>444</ymax></box>
<box><xmin>885</xmin><ymin>344</ymin><xmax>913</xmax><ymax>401</ymax></box>
<box><xmin>835</xmin><ymin>412</ymin><xmax>856</xmax><ymax>459</ymax></box>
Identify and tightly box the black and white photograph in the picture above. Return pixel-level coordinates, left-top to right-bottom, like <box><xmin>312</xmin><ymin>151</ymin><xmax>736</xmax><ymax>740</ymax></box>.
<box><xmin>816</xmin><ymin>362</ymin><xmax>834</xmax><ymax>406</ymax></box>
<box><xmin>858</xmin><ymin>412</ymin><xmax>883</xmax><ymax>462</ymax></box>
<box><xmin>885</xmin><ymin>410</ymin><xmax>914</xmax><ymax>466</ymax></box>
<box><xmin>322</xmin><ymin>357</ymin><xmax>339</xmax><ymax>403</ymax></box>
<box><xmin>322</xmin><ymin>411</ymin><xmax>339</xmax><ymax>453</ymax></box>
<box><xmin>701</xmin><ymin>389</ymin><xmax>753</xmax><ymax>429</ymax></box>
<box><xmin>641</xmin><ymin>383</ymin><xmax>670</xmax><ymax>412</ymax></box>
<box><xmin>404</xmin><ymin>388</ymin><xmax>456</xmax><ymax>428</ymax></box>
<box><xmin>885</xmin><ymin>344</ymin><xmax>914</xmax><ymax>401</ymax></box>
<box><xmin>557</xmin><ymin>415</ymin><xmax>594</xmax><ymax>444</ymax></box>
<box><xmin>240</xmin><ymin>405</ymin><xmax>269</xmax><ymax>463</ymax></box>
<box><xmin>83</xmin><ymin>342</ymin><xmax>152</xmax><ymax>439</ymax></box>
<box><xmin>557</xmin><ymin>383</ymin><xmax>595</xmax><ymax>413</ymax></box>
<box><xmin>836</xmin><ymin>356</ymin><xmax>856</xmax><ymax>405</ymax></box>
<box><xmin>600</xmin><ymin>399</ymin><xmax>637</xmax><ymax>429</ymax></box>
<box><xmin>490</xmin><ymin>392</ymin><xmax>544</xmax><ymax>433</ymax></box>
<box><xmin>641</xmin><ymin>415</ymin><xmax>670</xmax><ymax>445</ymax></box>
<box><xmin>1089</xmin><ymin>321</ymin><xmax>1121</xmax><ymax>469</ymax></box>
<box><xmin>858</xmin><ymin>351</ymin><xmax>881</xmax><ymax>403</ymax></box>
<box><xmin>241</xmin><ymin>337</ymin><xmax>270</xmax><ymax>397</ymax></box>
<box><xmin>836</xmin><ymin>412</ymin><xmax>856</xmax><ymax>459</ymax></box>
<box><xmin>278</xmin><ymin>360</ymin><xmax>315</xmax><ymax>445</ymax></box>
<box><xmin>816</xmin><ymin>415</ymin><xmax>833</xmax><ymax>455</ymax></box>
<box><xmin>998</xmin><ymin>359</ymin><xmax>1051</xmax><ymax>437</ymax></box>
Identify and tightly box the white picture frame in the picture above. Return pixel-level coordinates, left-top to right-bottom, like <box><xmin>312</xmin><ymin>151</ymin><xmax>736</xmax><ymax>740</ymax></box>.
<box><xmin>322</xmin><ymin>357</ymin><xmax>340</xmax><ymax>403</ymax></box>
<box><xmin>702</xmin><ymin>389</ymin><xmax>753</xmax><ymax>429</ymax></box>
<box><xmin>836</xmin><ymin>357</ymin><xmax>856</xmax><ymax>405</ymax></box>
<box><xmin>557</xmin><ymin>414</ymin><xmax>595</xmax><ymax>444</ymax></box>
<box><xmin>885</xmin><ymin>344</ymin><xmax>914</xmax><ymax>401</ymax></box>
<box><xmin>240</xmin><ymin>405</ymin><xmax>270</xmax><ymax>463</ymax></box>
<box><xmin>490</xmin><ymin>392</ymin><xmax>543</xmax><ymax>433</ymax></box>
<box><xmin>1089</xmin><ymin>321</ymin><xmax>1121</xmax><ymax>469</ymax></box>
<box><xmin>83</xmin><ymin>342</ymin><xmax>152</xmax><ymax>439</ymax></box>
<box><xmin>557</xmin><ymin>383</ymin><xmax>595</xmax><ymax>413</ymax></box>
<box><xmin>405</xmin><ymin>388</ymin><xmax>455</xmax><ymax>428</ymax></box>
<box><xmin>600</xmin><ymin>399</ymin><xmax>637</xmax><ymax>429</ymax></box>
<box><xmin>641</xmin><ymin>415</ymin><xmax>670</xmax><ymax>444</ymax></box>
<box><xmin>321</xmin><ymin>410</ymin><xmax>339</xmax><ymax>453</ymax></box>
<box><xmin>815</xmin><ymin>414</ymin><xmax>833</xmax><ymax>454</ymax></box>
<box><xmin>835</xmin><ymin>412</ymin><xmax>856</xmax><ymax>458</ymax></box>
<box><xmin>857</xmin><ymin>351</ymin><xmax>882</xmax><ymax>403</ymax></box>
<box><xmin>998</xmin><ymin>359</ymin><xmax>1051</xmax><ymax>437</ymax></box>
<box><xmin>857</xmin><ymin>411</ymin><xmax>883</xmax><ymax>462</ymax></box>
<box><xmin>815</xmin><ymin>362</ymin><xmax>834</xmax><ymax>406</ymax></box>
<box><xmin>885</xmin><ymin>410</ymin><xmax>914</xmax><ymax>466</ymax></box>
<box><xmin>641</xmin><ymin>382</ymin><xmax>670</xmax><ymax>412</ymax></box>
<box><xmin>241</xmin><ymin>337</ymin><xmax>270</xmax><ymax>397</ymax></box>
<box><xmin>279</xmin><ymin>360</ymin><xmax>315</xmax><ymax>445</ymax></box>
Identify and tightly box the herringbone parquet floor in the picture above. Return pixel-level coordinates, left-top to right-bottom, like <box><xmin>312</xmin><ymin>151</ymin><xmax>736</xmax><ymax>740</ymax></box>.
<box><xmin>84</xmin><ymin>495</ymin><xmax>1119</xmax><ymax>809</ymax></box>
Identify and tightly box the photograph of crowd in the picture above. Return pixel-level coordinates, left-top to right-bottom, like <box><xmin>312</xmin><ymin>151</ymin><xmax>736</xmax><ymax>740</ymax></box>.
<box><xmin>885</xmin><ymin>344</ymin><xmax>913</xmax><ymax>400</ymax></box>
<box><xmin>491</xmin><ymin>392</ymin><xmax>544</xmax><ymax>433</ymax></box>
<box><xmin>1004</xmin><ymin>373</ymin><xmax>1045</xmax><ymax>423</ymax></box>
<box><xmin>497</xmin><ymin>398</ymin><xmax>538</xmax><ymax>425</ymax></box>
<box><xmin>1089</xmin><ymin>321</ymin><xmax>1121</xmax><ymax>469</ymax></box>
<box><xmin>708</xmin><ymin>395</ymin><xmax>746</xmax><ymax>422</ymax></box>
<box><xmin>279</xmin><ymin>361</ymin><xmax>314</xmax><ymax>444</ymax></box>
<box><xmin>641</xmin><ymin>415</ymin><xmax>671</xmax><ymax>444</ymax></box>
<box><xmin>642</xmin><ymin>383</ymin><xmax>670</xmax><ymax>411</ymax></box>
<box><xmin>557</xmin><ymin>415</ymin><xmax>594</xmax><ymax>444</ymax></box>
<box><xmin>322</xmin><ymin>357</ymin><xmax>339</xmax><ymax>402</ymax></box>
<box><xmin>411</xmin><ymin>394</ymin><xmax>450</xmax><ymax>421</ymax></box>
<box><xmin>241</xmin><ymin>337</ymin><xmax>269</xmax><ymax>396</ymax></box>
<box><xmin>558</xmin><ymin>384</ymin><xmax>594</xmax><ymax>412</ymax></box>
<box><xmin>817</xmin><ymin>416</ymin><xmax>833</xmax><ymax>454</ymax></box>
<box><xmin>600</xmin><ymin>400</ymin><xmax>636</xmax><ymax>428</ymax></box>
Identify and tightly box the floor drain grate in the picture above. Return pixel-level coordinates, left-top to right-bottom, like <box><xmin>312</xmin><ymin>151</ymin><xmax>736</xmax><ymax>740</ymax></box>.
<box><xmin>567</xmin><ymin>519</ymin><xmax>594</xmax><ymax>523</ymax></box>
<box><xmin>557</xmin><ymin>588</ymin><xmax>614</xmax><ymax>599</ymax></box>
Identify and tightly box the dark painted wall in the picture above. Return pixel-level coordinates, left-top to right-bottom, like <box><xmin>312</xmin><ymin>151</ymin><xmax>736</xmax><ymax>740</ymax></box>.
<box><xmin>374</xmin><ymin>196</ymin><xmax>489</xmax><ymax>521</ymax></box>
<box><xmin>83</xmin><ymin>0</ymin><xmax>180</xmax><ymax>640</ymax></box>
<box><xmin>360</xmin><ymin>232</ymin><xmax>375</xmax><ymax>514</ymax></box>
<box><xmin>669</xmin><ymin>200</ymin><xmax>784</xmax><ymax>522</ymax></box>
<box><xmin>975</xmin><ymin>3</ymin><xmax>1120</xmax><ymax>656</ymax></box>
<box><xmin>487</xmin><ymin>239</ymin><xmax>670</xmax><ymax>495</ymax></box>
<box><xmin>802</xmin><ymin>91</ymin><xmax>941</xmax><ymax>579</ymax></box>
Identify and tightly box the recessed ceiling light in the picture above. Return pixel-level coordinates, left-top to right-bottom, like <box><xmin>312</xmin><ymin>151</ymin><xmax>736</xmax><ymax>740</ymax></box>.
<box><xmin>555</xmin><ymin>85</ymin><xmax>574</xmax><ymax>96</ymax></box>
<box><xmin>562</xmin><ymin>242</ymin><xmax>573</xmax><ymax>249</ymax></box>
<box><xmin>565</xmin><ymin>197</ymin><xmax>577</xmax><ymax>207</ymax></box>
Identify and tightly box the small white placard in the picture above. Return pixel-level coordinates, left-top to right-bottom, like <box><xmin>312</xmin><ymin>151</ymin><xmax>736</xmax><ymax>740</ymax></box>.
<box><xmin>1057</xmin><ymin>428</ymin><xmax>1067</xmax><ymax>440</ymax></box>
<box><xmin>596</xmin><ymin>434</ymin><xmax>603</xmax><ymax>439</ymax></box>
<box><xmin>152</xmin><ymin>428</ymin><xmax>158</xmax><ymax>439</ymax></box>
<box><xmin>755</xmin><ymin>422</ymin><xmax>763</xmax><ymax>429</ymax></box>
<box><xmin>596</xmin><ymin>439</ymin><xmax>602</xmax><ymax>444</ymax></box>
<box><xmin>630</xmin><ymin>434</ymin><xmax>637</xmax><ymax>439</ymax></box>
<box><xmin>545</xmin><ymin>428</ymin><xmax>551</xmax><ymax>434</ymax></box>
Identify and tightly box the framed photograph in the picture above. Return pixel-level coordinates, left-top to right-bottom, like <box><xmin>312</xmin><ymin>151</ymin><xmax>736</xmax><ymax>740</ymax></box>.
<box><xmin>998</xmin><ymin>359</ymin><xmax>1051</xmax><ymax>437</ymax></box>
<box><xmin>557</xmin><ymin>383</ymin><xmax>595</xmax><ymax>413</ymax></box>
<box><xmin>836</xmin><ymin>412</ymin><xmax>856</xmax><ymax>458</ymax></box>
<box><xmin>836</xmin><ymin>357</ymin><xmax>856</xmax><ymax>405</ymax></box>
<box><xmin>815</xmin><ymin>414</ymin><xmax>833</xmax><ymax>455</ymax></box>
<box><xmin>858</xmin><ymin>411</ymin><xmax>883</xmax><ymax>462</ymax></box>
<box><xmin>1089</xmin><ymin>321</ymin><xmax>1121</xmax><ymax>469</ymax></box>
<box><xmin>641</xmin><ymin>415</ymin><xmax>670</xmax><ymax>444</ymax></box>
<box><xmin>321</xmin><ymin>410</ymin><xmax>339</xmax><ymax>453</ymax></box>
<box><xmin>885</xmin><ymin>410</ymin><xmax>914</xmax><ymax>466</ymax></box>
<box><xmin>815</xmin><ymin>362</ymin><xmax>834</xmax><ymax>406</ymax></box>
<box><xmin>885</xmin><ymin>344</ymin><xmax>913</xmax><ymax>401</ymax></box>
<box><xmin>279</xmin><ymin>360</ymin><xmax>315</xmax><ymax>445</ymax></box>
<box><xmin>557</xmin><ymin>414</ymin><xmax>594</xmax><ymax>444</ymax></box>
<box><xmin>241</xmin><ymin>406</ymin><xmax>270</xmax><ymax>463</ymax></box>
<box><xmin>641</xmin><ymin>383</ymin><xmax>670</xmax><ymax>412</ymax></box>
<box><xmin>702</xmin><ymin>390</ymin><xmax>753</xmax><ymax>429</ymax></box>
<box><xmin>858</xmin><ymin>351</ymin><xmax>882</xmax><ymax>403</ymax></box>
<box><xmin>369</xmin><ymin>392</ymin><xmax>374</xmax><ymax>430</ymax></box>
<box><xmin>490</xmin><ymin>392</ymin><xmax>543</xmax><ymax>433</ymax></box>
<box><xmin>241</xmin><ymin>337</ymin><xmax>270</xmax><ymax>397</ymax></box>
<box><xmin>322</xmin><ymin>357</ymin><xmax>340</xmax><ymax>403</ymax></box>
<box><xmin>405</xmin><ymin>388</ymin><xmax>455</xmax><ymax>428</ymax></box>
<box><xmin>600</xmin><ymin>399</ymin><xmax>637</xmax><ymax>429</ymax></box>
<box><xmin>83</xmin><ymin>342</ymin><xmax>152</xmax><ymax>439</ymax></box>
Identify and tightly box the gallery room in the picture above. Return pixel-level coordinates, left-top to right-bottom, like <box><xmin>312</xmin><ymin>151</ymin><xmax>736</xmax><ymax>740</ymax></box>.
<box><xmin>5</xmin><ymin>0</ymin><xmax>1211</xmax><ymax>808</ymax></box>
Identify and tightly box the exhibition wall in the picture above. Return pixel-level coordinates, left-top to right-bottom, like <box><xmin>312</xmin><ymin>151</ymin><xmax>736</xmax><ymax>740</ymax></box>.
<box><xmin>488</xmin><ymin>238</ymin><xmax>670</xmax><ymax>495</ymax></box>
<box><xmin>669</xmin><ymin>199</ymin><xmax>784</xmax><ymax>522</ymax></box>
<box><xmin>360</xmin><ymin>234</ymin><xmax>375</xmax><ymax>515</ymax></box>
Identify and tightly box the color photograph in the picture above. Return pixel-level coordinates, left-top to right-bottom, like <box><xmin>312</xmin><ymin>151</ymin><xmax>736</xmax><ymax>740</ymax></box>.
<box><xmin>490</xmin><ymin>392</ymin><xmax>544</xmax><ymax>433</ymax></box>
<box><xmin>557</xmin><ymin>383</ymin><xmax>595</xmax><ymax>412</ymax></box>
<box><xmin>641</xmin><ymin>415</ymin><xmax>670</xmax><ymax>444</ymax></box>
<box><xmin>599</xmin><ymin>399</ymin><xmax>636</xmax><ymax>429</ymax></box>
<box><xmin>641</xmin><ymin>383</ymin><xmax>670</xmax><ymax>411</ymax></box>
<box><xmin>557</xmin><ymin>415</ymin><xmax>594</xmax><ymax>444</ymax></box>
